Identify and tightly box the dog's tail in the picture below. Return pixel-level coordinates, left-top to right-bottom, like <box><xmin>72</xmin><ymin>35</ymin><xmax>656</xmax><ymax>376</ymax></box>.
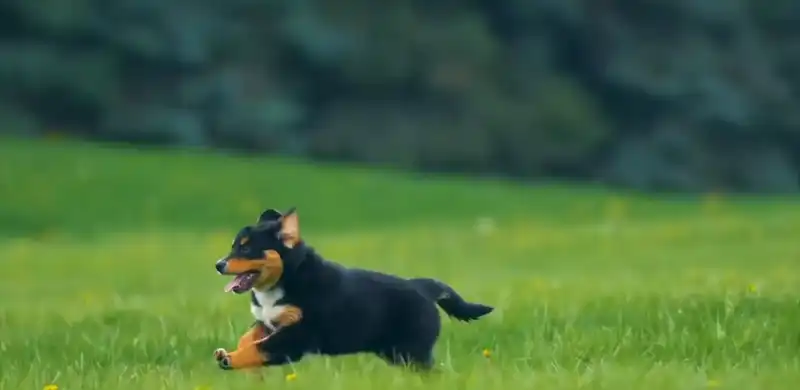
<box><xmin>409</xmin><ymin>278</ymin><xmax>493</xmax><ymax>322</ymax></box>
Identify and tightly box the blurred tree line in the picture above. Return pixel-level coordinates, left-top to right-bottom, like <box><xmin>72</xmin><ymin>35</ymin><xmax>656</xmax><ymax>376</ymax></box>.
<box><xmin>1</xmin><ymin>0</ymin><xmax>799</xmax><ymax>192</ymax></box>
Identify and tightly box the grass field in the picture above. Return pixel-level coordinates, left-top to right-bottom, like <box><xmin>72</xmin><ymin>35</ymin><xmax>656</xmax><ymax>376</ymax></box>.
<box><xmin>2</xmin><ymin>138</ymin><xmax>800</xmax><ymax>390</ymax></box>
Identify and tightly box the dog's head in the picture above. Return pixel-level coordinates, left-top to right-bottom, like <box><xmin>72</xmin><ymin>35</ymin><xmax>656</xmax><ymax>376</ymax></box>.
<box><xmin>214</xmin><ymin>207</ymin><xmax>302</xmax><ymax>294</ymax></box>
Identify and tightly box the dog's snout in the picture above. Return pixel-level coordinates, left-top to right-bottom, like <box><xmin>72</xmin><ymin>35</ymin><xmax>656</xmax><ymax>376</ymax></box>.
<box><xmin>215</xmin><ymin>259</ymin><xmax>227</xmax><ymax>274</ymax></box>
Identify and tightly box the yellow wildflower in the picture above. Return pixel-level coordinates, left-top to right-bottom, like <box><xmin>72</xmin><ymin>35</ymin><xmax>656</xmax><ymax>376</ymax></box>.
<box><xmin>286</xmin><ymin>373</ymin><xmax>298</xmax><ymax>382</ymax></box>
<box><xmin>482</xmin><ymin>348</ymin><xmax>491</xmax><ymax>358</ymax></box>
<box><xmin>43</xmin><ymin>385</ymin><xmax>58</xmax><ymax>390</ymax></box>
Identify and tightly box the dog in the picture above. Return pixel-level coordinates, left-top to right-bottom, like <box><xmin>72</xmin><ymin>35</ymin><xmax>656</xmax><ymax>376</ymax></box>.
<box><xmin>212</xmin><ymin>207</ymin><xmax>493</xmax><ymax>371</ymax></box>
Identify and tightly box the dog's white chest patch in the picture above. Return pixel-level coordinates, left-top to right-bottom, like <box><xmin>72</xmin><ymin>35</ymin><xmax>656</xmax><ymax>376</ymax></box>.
<box><xmin>250</xmin><ymin>288</ymin><xmax>286</xmax><ymax>327</ymax></box>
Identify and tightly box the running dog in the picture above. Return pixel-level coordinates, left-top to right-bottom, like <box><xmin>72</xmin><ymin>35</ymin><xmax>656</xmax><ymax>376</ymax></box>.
<box><xmin>212</xmin><ymin>207</ymin><xmax>493</xmax><ymax>370</ymax></box>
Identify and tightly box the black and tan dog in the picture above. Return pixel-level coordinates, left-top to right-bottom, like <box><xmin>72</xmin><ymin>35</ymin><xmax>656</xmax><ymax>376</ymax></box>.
<box><xmin>212</xmin><ymin>207</ymin><xmax>493</xmax><ymax>371</ymax></box>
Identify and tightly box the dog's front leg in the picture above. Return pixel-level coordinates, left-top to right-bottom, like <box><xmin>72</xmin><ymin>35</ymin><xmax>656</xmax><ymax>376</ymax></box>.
<box><xmin>216</xmin><ymin>326</ymin><xmax>304</xmax><ymax>370</ymax></box>
<box><xmin>248</xmin><ymin>322</ymin><xmax>308</xmax><ymax>368</ymax></box>
<box><xmin>271</xmin><ymin>305</ymin><xmax>303</xmax><ymax>330</ymax></box>
<box><xmin>213</xmin><ymin>322</ymin><xmax>271</xmax><ymax>369</ymax></box>
<box><xmin>237</xmin><ymin>322</ymin><xmax>271</xmax><ymax>349</ymax></box>
<box><xmin>214</xmin><ymin>306</ymin><xmax>303</xmax><ymax>370</ymax></box>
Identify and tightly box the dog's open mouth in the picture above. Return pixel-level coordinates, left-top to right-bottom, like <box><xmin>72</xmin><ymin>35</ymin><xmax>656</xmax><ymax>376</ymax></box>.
<box><xmin>224</xmin><ymin>271</ymin><xmax>260</xmax><ymax>294</ymax></box>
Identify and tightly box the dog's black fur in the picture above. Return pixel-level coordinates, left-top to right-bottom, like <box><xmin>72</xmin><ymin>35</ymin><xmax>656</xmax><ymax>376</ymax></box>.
<box><xmin>214</xmin><ymin>207</ymin><xmax>493</xmax><ymax>370</ymax></box>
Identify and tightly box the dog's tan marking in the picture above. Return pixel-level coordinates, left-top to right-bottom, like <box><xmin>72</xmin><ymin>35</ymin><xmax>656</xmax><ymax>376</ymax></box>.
<box><xmin>223</xmin><ymin>250</ymin><xmax>283</xmax><ymax>290</ymax></box>
<box><xmin>213</xmin><ymin>325</ymin><xmax>270</xmax><ymax>371</ymax></box>
<box><xmin>279</xmin><ymin>211</ymin><xmax>300</xmax><ymax>248</ymax></box>
<box><xmin>237</xmin><ymin>324</ymin><xmax>267</xmax><ymax>349</ymax></box>
<box><xmin>274</xmin><ymin>305</ymin><xmax>303</xmax><ymax>328</ymax></box>
<box><xmin>223</xmin><ymin>258</ymin><xmax>264</xmax><ymax>274</ymax></box>
<box><xmin>222</xmin><ymin>341</ymin><xmax>268</xmax><ymax>369</ymax></box>
<box><xmin>253</xmin><ymin>250</ymin><xmax>283</xmax><ymax>289</ymax></box>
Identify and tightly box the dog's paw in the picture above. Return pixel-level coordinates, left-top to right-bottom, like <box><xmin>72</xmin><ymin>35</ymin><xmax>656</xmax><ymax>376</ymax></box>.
<box><xmin>213</xmin><ymin>348</ymin><xmax>227</xmax><ymax>360</ymax></box>
<box><xmin>213</xmin><ymin>348</ymin><xmax>230</xmax><ymax>367</ymax></box>
<box><xmin>218</xmin><ymin>354</ymin><xmax>233</xmax><ymax>370</ymax></box>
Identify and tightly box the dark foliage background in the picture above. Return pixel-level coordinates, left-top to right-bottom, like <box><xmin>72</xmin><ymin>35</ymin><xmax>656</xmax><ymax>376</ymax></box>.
<box><xmin>2</xmin><ymin>0</ymin><xmax>799</xmax><ymax>192</ymax></box>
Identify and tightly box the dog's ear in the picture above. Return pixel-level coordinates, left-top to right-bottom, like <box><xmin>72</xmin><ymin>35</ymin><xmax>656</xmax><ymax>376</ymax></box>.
<box><xmin>279</xmin><ymin>207</ymin><xmax>300</xmax><ymax>248</ymax></box>
<box><xmin>257</xmin><ymin>208</ymin><xmax>283</xmax><ymax>223</ymax></box>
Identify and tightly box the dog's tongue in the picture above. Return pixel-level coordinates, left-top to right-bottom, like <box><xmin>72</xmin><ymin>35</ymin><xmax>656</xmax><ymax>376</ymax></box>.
<box><xmin>224</xmin><ymin>273</ymin><xmax>256</xmax><ymax>293</ymax></box>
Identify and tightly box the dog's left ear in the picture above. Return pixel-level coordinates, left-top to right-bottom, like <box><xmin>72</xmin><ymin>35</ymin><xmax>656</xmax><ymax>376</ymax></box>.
<box><xmin>257</xmin><ymin>208</ymin><xmax>283</xmax><ymax>223</ymax></box>
<box><xmin>279</xmin><ymin>207</ymin><xmax>300</xmax><ymax>248</ymax></box>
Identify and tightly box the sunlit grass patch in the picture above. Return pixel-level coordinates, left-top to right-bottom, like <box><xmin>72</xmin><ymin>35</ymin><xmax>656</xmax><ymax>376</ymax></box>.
<box><xmin>3</xmin><ymin>211</ymin><xmax>800</xmax><ymax>389</ymax></box>
<box><xmin>2</xmin><ymin>139</ymin><xmax>800</xmax><ymax>389</ymax></box>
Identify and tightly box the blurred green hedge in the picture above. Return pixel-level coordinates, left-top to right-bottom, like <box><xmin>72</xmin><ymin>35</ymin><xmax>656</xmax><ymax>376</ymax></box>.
<box><xmin>1</xmin><ymin>0</ymin><xmax>799</xmax><ymax>193</ymax></box>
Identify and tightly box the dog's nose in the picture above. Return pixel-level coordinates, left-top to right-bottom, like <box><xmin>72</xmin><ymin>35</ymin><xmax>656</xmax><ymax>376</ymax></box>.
<box><xmin>215</xmin><ymin>259</ymin><xmax>227</xmax><ymax>274</ymax></box>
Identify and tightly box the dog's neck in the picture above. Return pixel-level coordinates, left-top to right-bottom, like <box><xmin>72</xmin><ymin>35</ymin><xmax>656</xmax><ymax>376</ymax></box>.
<box><xmin>251</xmin><ymin>284</ymin><xmax>279</xmax><ymax>294</ymax></box>
<box><xmin>280</xmin><ymin>243</ymin><xmax>340</xmax><ymax>296</ymax></box>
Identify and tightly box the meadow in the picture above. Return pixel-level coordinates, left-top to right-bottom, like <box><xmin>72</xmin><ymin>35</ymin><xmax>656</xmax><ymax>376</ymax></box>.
<box><xmin>1</xmin><ymin>138</ymin><xmax>799</xmax><ymax>390</ymax></box>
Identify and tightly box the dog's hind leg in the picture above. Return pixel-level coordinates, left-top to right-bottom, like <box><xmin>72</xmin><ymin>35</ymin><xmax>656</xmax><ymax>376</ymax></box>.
<box><xmin>254</xmin><ymin>326</ymin><xmax>308</xmax><ymax>366</ymax></box>
<box><xmin>263</xmin><ymin>351</ymin><xmax>306</xmax><ymax>366</ymax></box>
<box><xmin>376</xmin><ymin>345</ymin><xmax>435</xmax><ymax>371</ymax></box>
<box><xmin>377</xmin><ymin>300</ymin><xmax>440</xmax><ymax>371</ymax></box>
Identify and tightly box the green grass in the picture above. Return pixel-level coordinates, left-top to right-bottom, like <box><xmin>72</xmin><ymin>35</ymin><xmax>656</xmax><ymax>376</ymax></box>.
<box><xmin>2</xmin><ymin>138</ymin><xmax>800</xmax><ymax>390</ymax></box>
